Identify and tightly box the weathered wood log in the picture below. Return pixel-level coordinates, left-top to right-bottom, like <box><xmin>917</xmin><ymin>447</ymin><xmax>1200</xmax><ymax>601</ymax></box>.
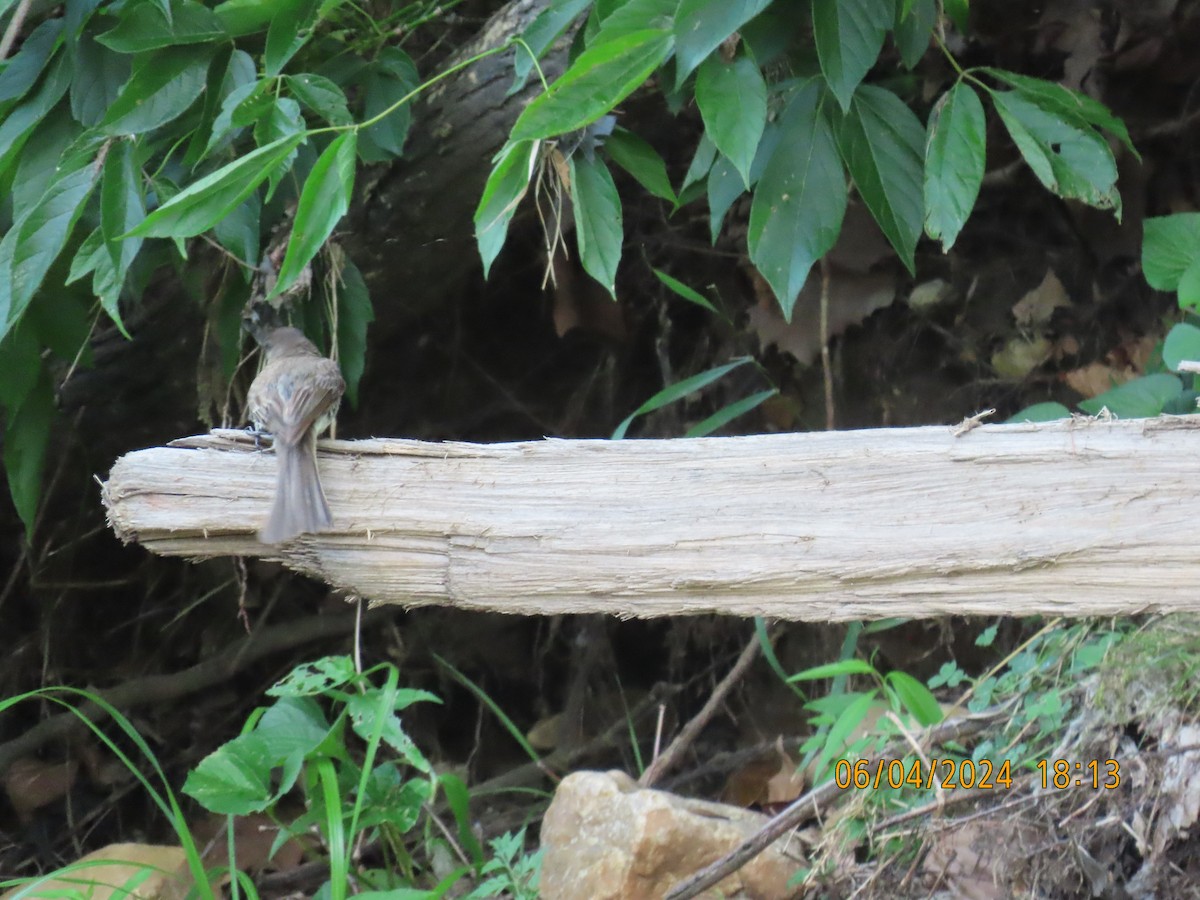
<box><xmin>102</xmin><ymin>416</ymin><xmax>1200</xmax><ymax>621</ymax></box>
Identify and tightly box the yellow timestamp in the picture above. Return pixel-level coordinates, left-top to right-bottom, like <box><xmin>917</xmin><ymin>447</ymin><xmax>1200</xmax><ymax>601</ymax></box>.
<box><xmin>834</xmin><ymin>757</ymin><xmax>1015</xmax><ymax>790</ymax></box>
<box><xmin>1037</xmin><ymin>758</ymin><xmax>1120</xmax><ymax>790</ymax></box>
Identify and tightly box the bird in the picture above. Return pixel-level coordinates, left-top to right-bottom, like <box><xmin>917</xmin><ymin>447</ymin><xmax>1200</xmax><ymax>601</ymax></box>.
<box><xmin>246</xmin><ymin>326</ymin><xmax>346</xmax><ymax>543</ymax></box>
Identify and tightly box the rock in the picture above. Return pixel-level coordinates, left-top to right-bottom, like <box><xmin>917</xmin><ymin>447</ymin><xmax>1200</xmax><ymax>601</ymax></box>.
<box><xmin>540</xmin><ymin>770</ymin><xmax>804</xmax><ymax>900</ymax></box>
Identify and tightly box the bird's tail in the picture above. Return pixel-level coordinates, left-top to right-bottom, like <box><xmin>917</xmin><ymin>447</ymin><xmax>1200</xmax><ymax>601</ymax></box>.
<box><xmin>260</xmin><ymin>437</ymin><xmax>333</xmax><ymax>543</ymax></box>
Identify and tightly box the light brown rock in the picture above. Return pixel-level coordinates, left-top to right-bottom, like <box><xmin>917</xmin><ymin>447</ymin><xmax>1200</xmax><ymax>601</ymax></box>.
<box><xmin>540</xmin><ymin>770</ymin><xmax>803</xmax><ymax>900</ymax></box>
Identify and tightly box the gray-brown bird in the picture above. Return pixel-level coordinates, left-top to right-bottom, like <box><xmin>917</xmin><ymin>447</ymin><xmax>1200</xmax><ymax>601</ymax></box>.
<box><xmin>246</xmin><ymin>326</ymin><xmax>346</xmax><ymax>543</ymax></box>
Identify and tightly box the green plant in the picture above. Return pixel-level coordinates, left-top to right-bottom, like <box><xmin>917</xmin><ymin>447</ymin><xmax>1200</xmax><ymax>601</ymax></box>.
<box><xmin>461</xmin><ymin>828</ymin><xmax>541</xmax><ymax>900</ymax></box>
<box><xmin>477</xmin><ymin>0</ymin><xmax>1132</xmax><ymax>433</ymax></box>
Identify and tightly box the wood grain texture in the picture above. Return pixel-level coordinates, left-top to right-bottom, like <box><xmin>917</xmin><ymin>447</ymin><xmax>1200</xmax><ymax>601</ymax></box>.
<box><xmin>102</xmin><ymin>417</ymin><xmax>1200</xmax><ymax>620</ymax></box>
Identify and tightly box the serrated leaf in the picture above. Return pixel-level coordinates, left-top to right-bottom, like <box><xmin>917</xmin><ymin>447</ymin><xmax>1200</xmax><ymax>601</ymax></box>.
<box><xmin>1163</xmin><ymin>322</ymin><xmax>1200</xmax><ymax>372</ymax></box>
<box><xmin>8</xmin><ymin>159</ymin><xmax>100</xmax><ymax>333</ymax></box>
<box><xmin>274</xmin><ymin>131</ymin><xmax>357</xmax><ymax>296</ymax></box>
<box><xmin>924</xmin><ymin>81</ymin><xmax>985</xmax><ymax>251</ymax></box>
<box><xmin>127</xmin><ymin>133</ymin><xmax>307</xmax><ymax>238</ymax></box>
<box><xmin>982</xmin><ymin>68</ymin><xmax>1136</xmax><ymax>157</ymax></box>
<box><xmin>1078</xmin><ymin>373</ymin><xmax>1183</xmax><ymax>418</ymax></box>
<box><xmin>66</xmin><ymin>226</ymin><xmax>106</xmax><ymax>286</ymax></box>
<box><xmin>254</xmin><ymin>97</ymin><xmax>304</xmax><ymax>196</ymax></box>
<box><xmin>265</xmin><ymin>0</ymin><xmax>321</xmax><ymax>77</ymax></box>
<box><xmin>0</xmin><ymin>53</ymin><xmax>72</xmax><ymax>180</ymax></box>
<box><xmin>205</xmin><ymin>77</ymin><xmax>271</xmax><ymax>155</ymax></box>
<box><xmin>70</xmin><ymin>31</ymin><xmax>132</xmax><ymax>126</ymax></box>
<box><xmin>285</xmin><ymin>73</ymin><xmax>353</xmax><ymax>126</ymax></box>
<box><xmin>594</xmin><ymin>0</ymin><xmax>676</xmax><ymax>44</ymax></box>
<box><xmin>11</xmin><ymin>108</ymin><xmax>76</xmax><ymax>213</ymax></box>
<box><xmin>335</xmin><ymin>254</ymin><xmax>373</xmax><ymax>407</ymax></box>
<box><xmin>748</xmin><ymin>81</ymin><xmax>847</xmax><ymax>319</ymax></box>
<box><xmin>696</xmin><ymin>55</ymin><xmax>767</xmax><ymax>188</ymax></box>
<box><xmin>812</xmin><ymin>0</ymin><xmax>891</xmax><ymax>111</ymax></box>
<box><xmin>511</xmin><ymin>29</ymin><xmax>673</xmax><ymax>141</ymax></box>
<box><xmin>0</xmin><ymin>18</ymin><xmax>62</xmax><ymax>103</ymax></box>
<box><xmin>837</xmin><ymin>85</ymin><xmax>927</xmax><ymax>271</ymax></box>
<box><xmin>97</xmin><ymin>0</ymin><xmax>225</xmax><ymax>52</ymax></box>
<box><xmin>3</xmin><ymin>373</ymin><xmax>54</xmax><ymax>538</ymax></box>
<box><xmin>511</xmin><ymin>0</ymin><xmax>593</xmax><ymax>95</ymax></box>
<box><xmin>358</xmin><ymin>49</ymin><xmax>418</xmax><ymax>162</ymax></box>
<box><xmin>474</xmin><ymin>140</ymin><xmax>539</xmax><ymax>277</ymax></box>
<box><xmin>1142</xmin><ymin>214</ymin><xmax>1200</xmax><ymax>294</ymax></box>
<box><xmin>569</xmin><ymin>153</ymin><xmax>623</xmax><ymax>296</ymax></box>
<box><xmin>612</xmin><ymin>356</ymin><xmax>753</xmax><ymax>439</ymax></box>
<box><xmin>894</xmin><ymin>0</ymin><xmax>936</xmax><ymax>69</ymax></box>
<box><xmin>673</xmin><ymin>0</ymin><xmax>772</xmax><ymax>88</ymax></box>
<box><xmin>212</xmin><ymin>194</ymin><xmax>261</xmax><ymax>273</ymax></box>
<box><xmin>99</xmin><ymin>140</ymin><xmax>144</xmax><ymax>335</ymax></box>
<box><xmin>991</xmin><ymin>89</ymin><xmax>1119</xmax><ymax>212</ymax></box>
<box><xmin>100</xmin><ymin>45</ymin><xmax>212</xmax><ymax>135</ymax></box>
<box><xmin>603</xmin><ymin>127</ymin><xmax>675</xmax><ymax>202</ymax></box>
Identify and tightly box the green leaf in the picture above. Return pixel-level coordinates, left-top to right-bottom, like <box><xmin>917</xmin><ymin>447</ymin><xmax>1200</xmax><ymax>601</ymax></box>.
<box><xmin>183</xmin><ymin>733</ymin><xmax>275</xmax><ymax>815</ymax></box>
<box><xmin>982</xmin><ymin>68</ymin><xmax>1136</xmax><ymax>157</ymax></box>
<box><xmin>603</xmin><ymin>127</ymin><xmax>675</xmax><ymax>202</ymax></box>
<box><xmin>612</xmin><ymin>356</ymin><xmax>753</xmax><ymax>439</ymax></box>
<box><xmin>128</xmin><ymin>134</ymin><xmax>307</xmax><ymax>238</ymax></box>
<box><xmin>652</xmin><ymin>267</ymin><xmax>718</xmax><ymax>313</ymax></box>
<box><xmin>1163</xmin><ymin>323</ymin><xmax>1200</xmax><ymax>372</ymax></box>
<box><xmin>885</xmin><ymin>671</ymin><xmax>943</xmax><ymax>726</ymax></box>
<box><xmin>695</xmin><ymin>55</ymin><xmax>767</xmax><ymax>188</ymax></box>
<box><xmin>274</xmin><ymin>132</ymin><xmax>357</xmax><ymax>296</ymax></box>
<box><xmin>474</xmin><ymin>140</ymin><xmax>539</xmax><ymax>278</ymax></box>
<box><xmin>3</xmin><ymin>373</ymin><xmax>54</xmax><ymax>538</ymax></box>
<box><xmin>990</xmin><ymin>89</ymin><xmax>1119</xmax><ymax>212</ymax></box>
<box><xmin>569</xmin><ymin>153</ymin><xmax>623</xmax><ymax>296</ymax></box>
<box><xmin>1142</xmin><ymin>214</ymin><xmax>1200</xmax><ymax>294</ymax></box>
<box><xmin>706</xmin><ymin>153</ymin><xmax>743</xmax><ymax>242</ymax></box>
<box><xmin>0</xmin><ymin>52</ymin><xmax>72</xmax><ymax>181</ymax></box>
<box><xmin>70</xmin><ymin>31</ymin><xmax>132</xmax><ymax>126</ymax></box>
<box><xmin>680</xmin><ymin>131</ymin><xmax>717</xmax><ymax>195</ymax></box>
<box><xmin>8</xmin><ymin>159</ymin><xmax>100</xmax><ymax>332</ymax></box>
<box><xmin>511</xmin><ymin>29</ymin><xmax>673</xmax><ymax>141</ymax></box>
<box><xmin>99</xmin><ymin>45</ymin><xmax>213</xmax><ymax>135</ymax></box>
<box><xmin>673</xmin><ymin>0</ymin><xmax>772</xmax><ymax>88</ymax></box>
<box><xmin>99</xmin><ymin>140</ymin><xmax>144</xmax><ymax>335</ymax></box>
<box><xmin>812</xmin><ymin>0</ymin><xmax>891</xmax><ymax>111</ymax></box>
<box><xmin>1004</xmin><ymin>401</ymin><xmax>1071</xmax><ymax>423</ymax></box>
<box><xmin>11</xmin><ymin>107</ymin><xmax>77</xmax><ymax>213</ymax></box>
<box><xmin>0</xmin><ymin>18</ymin><xmax>62</xmax><ymax>103</ymax></box>
<box><xmin>924</xmin><ymin>81</ymin><xmax>985</xmax><ymax>251</ymax></box>
<box><xmin>1078</xmin><ymin>373</ymin><xmax>1183</xmax><ymax>418</ymax></box>
<box><xmin>357</xmin><ymin>48</ymin><xmax>418</xmax><ymax>162</ymax></box>
<box><xmin>97</xmin><ymin>0</ymin><xmax>225</xmax><ymax>52</ymax></box>
<box><xmin>285</xmin><ymin>73</ymin><xmax>353</xmax><ymax>126</ymax></box>
<box><xmin>748</xmin><ymin>81</ymin><xmax>847</xmax><ymax>319</ymax></box>
<box><xmin>335</xmin><ymin>255</ymin><xmax>373</xmax><ymax>408</ymax></box>
<box><xmin>253</xmin><ymin>97</ymin><xmax>305</xmax><ymax>196</ymax></box>
<box><xmin>214</xmin><ymin>0</ymin><xmax>279</xmax><ymax>36</ymax></box>
<box><xmin>66</xmin><ymin>227</ymin><xmax>106</xmax><ymax>285</ymax></box>
<box><xmin>838</xmin><ymin>85</ymin><xmax>924</xmax><ymax>271</ymax></box>
<box><xmin>204</xmin><ymin>77</ymin><xmax>272</xmax><ymax>155</ymax></box>
<box><xmin>789</xmin><ymin>658</ymin><xmax>877</xmax><ymax>681</ymax></box>
<box><xmin>0</xmin><ymin>320</ymin><xmax>41</xmax><ymax>413</ymax></box>
<box><xmin>593</xmin><ymin>0</ymin><xmax>676</xmax><ymax>44</ymax></box>
<box><xmin>511</xmin><ymin>0</ymin><xmax>594</xmax><ymax>95</ymax></box>
<box><xmin>685</xmin><ymin>388</ymin><xmax>777</xmax><ymax>437</ymax></box>
<box><xmin>265</xmin><ymin>0</ymin><xmax>321</xmax><ymax>77</ymax></box>
<box><xmin>894</xmin><ymin>0</ymin><xmax>936</xmax><ymax>69</ymax></box>
<box><xmin>1179</xmin><ymin>257</ymin><xmax>1200</xmax><ymax>311</ymax></box>
<box><xmin>212</xmin><ymin>194</ymin><xmax>261</xmax><ymax>272</ymax></box>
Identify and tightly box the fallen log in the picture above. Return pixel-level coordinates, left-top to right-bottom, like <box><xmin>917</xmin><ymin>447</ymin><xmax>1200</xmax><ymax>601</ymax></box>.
<box><xmin>101</xmin><ymin>416</ymin><xmax>1199</xmax><ymax>620</ymax></box>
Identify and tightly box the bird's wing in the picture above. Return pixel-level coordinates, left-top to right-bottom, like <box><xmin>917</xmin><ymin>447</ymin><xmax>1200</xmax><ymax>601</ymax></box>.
<box><xmin>251</xmin><ymin>358</ymin><xmax>345</xmax><ymax>446</ymax></box>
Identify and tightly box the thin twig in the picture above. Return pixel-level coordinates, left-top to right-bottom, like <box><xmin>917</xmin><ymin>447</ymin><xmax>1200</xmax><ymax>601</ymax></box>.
<box><xmin>639</xmin><ymin>627</ymin><xmax>769</xmax><ymax>788</ymax></box>
<box><xmin>663</xmin><ymin>713</ymin><xmax>997</xmax><ymax>900</ymax></box>
<box><xmin>0</xmin><ymin>0</ymin><xmax>33</xmax><ymax>60</ymax></box>
<box><xmin>819</xmin><ymin>257</ymin><xmax>835</xmax><ymax>431</ymax></box>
